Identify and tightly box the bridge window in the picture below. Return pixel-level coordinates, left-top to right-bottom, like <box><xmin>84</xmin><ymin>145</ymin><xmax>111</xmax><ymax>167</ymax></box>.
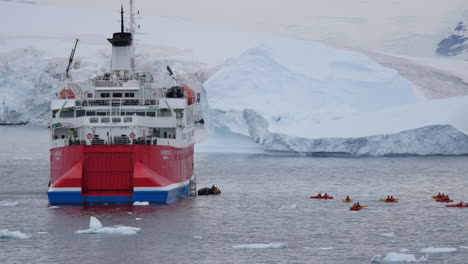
<box><xmin>146</xmin><ymin>110</ymin><xmax>156</xmax><ymax>117</ymax></box>
<box><xmin>76</xmin><ymin>110</ymin><xmax>85</xmax><ymax>117</ymax></box>
<box><xmin>101</xmin><ymin>117</ymin><xmax>110</xmax><ymax>123</ymax></box>
<box><xmin>123</xmin><ymin>117</ymin><xmax>132</xmax><ymax>123</ymax></box>
<box><xmin>125</xmin><ymin>93</ymin><xmax>135</xmax><ymax>98</ymax></box>
<box><xmin>113</xmin><ymin>93</ymin><xmax>123</xmax><ymax>98</ymax></box>
<box><xmin>86</xmin><ymin>111</ymin><xmax>96</xmax><ymax>116</ymax></box>
<box><xmin>101</xmin><ymin>93</ymin><xmax>110</xmax><ymax>98</ymax></box>
<box><xmin>60</xmin><ymin>109</ymin><xmax>74</xmax><ymax>118</ymax></box>
<box><xmin>89</xmin><ymin>118</ymin><xmax>98</xmax><ymax>123</ymax></box>
<box><xmin>112</xmin><ymin>117</ymin><xmax>121</xmax><ymax>123</ymax></box>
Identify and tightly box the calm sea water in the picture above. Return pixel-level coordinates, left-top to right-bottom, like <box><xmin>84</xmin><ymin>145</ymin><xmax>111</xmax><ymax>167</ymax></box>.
<box><xmin>1</xmin><ymin>126</ymin><xmax>468</xmax><ymax>264</ymax></box>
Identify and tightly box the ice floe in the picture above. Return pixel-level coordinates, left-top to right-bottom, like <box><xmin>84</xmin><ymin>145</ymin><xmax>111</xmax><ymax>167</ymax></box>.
<box><xmin>380</xmin><ymin>232</ymin><xmax>396</xmax><ymax>237</ymax></box>
<box><xmin>280</xmin><ymin>204</ymin><xmax>297</xmax><ymax>209</ymax></box>
<box><xmin>382</xmin><ymin>252</ymin><xmax>417</xmax><ymax>262</ymax></box>
<box><xmin>319</xmin><ymin>247</ymin><xmax>334</xmax><ymax>250</ymax></box>
<box><xmin>49</xmin><ymin>206</ymin><xmax>60</xmax><ymax>209</ymax></box>
<box><xmin>0</xmin><ymin>229</ymin><xmax>30</xmax><ymax>239</ymax></box>
<box><xmin>193</xmin><ymin>236</ymin><xmax>203</xmax><ymax>239</ymax></box>
<box><xmin>0</xmin><ymin>201</ymin><xmax>18</xmax><ymax>207</ymax></box>
<box><xmin>373</xmin><ymin>252</ymin><xmax>429</xmax><ymax>263</ymax></box>
<box><xmin>420</xmin><ymin>247</ymin><xmax>456</xmax><ymax>253</ymax></box>
<box><xmin>233</xmin><ymin>243</ymin><xmax>288</xmax><ymax>249</ymax></box>
<box><xmin>135</xmin><ymin>218</ymin><xmax>142</xmax><ymax>221</ymax></box>
<box><xmin>460</xmin><ymin>246</ymin><xmax>468</xmax><ymax>249</ymax></box>
<box><xmin>37</xmin><ymin>232</ymin><xmax>48</xmax><ymax>235</ymax></box>
<box><xmin>75</xmin><ymin>216</ymin><xmax>141</xmax><ymax>235</ymax></box>
<box><xmin>370</xmin><ymin>255</ymin><xmax>382</xmax><ymax>263</ymax></box>
<box><xmin>133</xmin><ymin>201</ymin><xmax>149</xmax><ymax>206</ymax></box>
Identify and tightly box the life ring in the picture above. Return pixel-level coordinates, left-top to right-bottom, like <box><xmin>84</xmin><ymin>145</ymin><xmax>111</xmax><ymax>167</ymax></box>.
<box><xmin>129</xmin><ymin>132</ymin><xmax>136</xmax><ymax>139</ymax></box>
<box><xmin>87</xmin><ymin>133</ymin><xmax>93</xmax><ymax>139</ymax></box>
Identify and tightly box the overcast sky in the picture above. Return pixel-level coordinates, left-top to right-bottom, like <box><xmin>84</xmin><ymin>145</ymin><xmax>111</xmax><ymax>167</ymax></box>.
<box><xmin>26</xmin><ymin>0</ymin><xmax>468</xmax><ymax>56</ymax></box>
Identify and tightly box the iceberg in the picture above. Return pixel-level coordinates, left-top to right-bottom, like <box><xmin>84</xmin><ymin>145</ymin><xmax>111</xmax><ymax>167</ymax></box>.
<box><xmin>204</xmin><ymin>39</ymin><xmax>468</xmax><ymax>156</ymax></box>
<box><xmin>0</xmin><ymin>229</ymin><xmax>30</xmax><ymax>239</ymax></box>
<box><xmin>233</xmin><ymin>243</ymin><xmax>288</xmax><ymax>249</ymax></box>
<box><xmin>419</xmin><ymin>247</ymin><xmax>457</xmax><ymax>253</ymax></box>
<box><xmin>75</xmin><ymin>216</ymin><xmax>141</xmax><ymax>235</ymax></box>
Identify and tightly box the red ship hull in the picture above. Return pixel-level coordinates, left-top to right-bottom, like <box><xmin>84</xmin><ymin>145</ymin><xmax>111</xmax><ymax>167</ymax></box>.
<box><xmin>48</xmin><ymin>144</ymin><xmax>194</xmax><ymax>204</ymax></box>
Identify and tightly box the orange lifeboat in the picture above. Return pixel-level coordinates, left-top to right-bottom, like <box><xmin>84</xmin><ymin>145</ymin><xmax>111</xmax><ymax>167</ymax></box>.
<box><xmin>183</xmin><ymin>86</ymin><xmax>195</xmax><ymax>105</ymax></box>
<box><xmin>60</xmin><ymin>88</ymin><xmax>76</xmax><ymax>99</ymax></box>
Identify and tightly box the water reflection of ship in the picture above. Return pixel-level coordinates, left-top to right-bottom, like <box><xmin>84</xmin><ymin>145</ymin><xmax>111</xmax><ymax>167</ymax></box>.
<box><xmin>0</xmin><ymin>99</ymin><xmax>28</xmax><ymax>126</ymax></box>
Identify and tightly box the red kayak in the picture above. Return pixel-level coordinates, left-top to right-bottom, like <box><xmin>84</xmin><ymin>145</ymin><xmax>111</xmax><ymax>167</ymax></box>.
<box><xmin>446</xmin><ymin>204</ymin><xmax>468</xmax><ymax>207</ymax></box>
<box><xmin>436</xmin><ymin>199</ymin><xmax>453</xmax><ymax>203</ymax></box>
<box><xmin>350</xmin><ymin>206</ymin><xmax>367</xmax><ymax>211</ymax></box>
<box><xmin>310</xmin><ymin>196</ymin><xmax>334</xmax><ymax>200</ymax></box>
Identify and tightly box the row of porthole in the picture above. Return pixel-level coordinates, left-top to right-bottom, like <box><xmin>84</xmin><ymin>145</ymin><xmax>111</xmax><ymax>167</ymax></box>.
<box><xmin>89</xmin><ymin>117</ymin><xmax>133</xmax><ymax>124</ymax></box>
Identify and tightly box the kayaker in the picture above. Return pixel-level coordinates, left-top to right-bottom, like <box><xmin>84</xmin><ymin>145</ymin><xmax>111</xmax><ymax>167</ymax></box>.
<box><xmin>324</xmin><ymin>193</ymin><xmax>329</xmax><ymax>198</ymax></box>
<box><xmin>457</xmin><ymin>201</ymin><xmax>464</xmax><ymax>206</ymax></box>
<box><xmin>345</xmin><ymin>196</ymin><xmax>351</xmax><ymax>201</ymax></box>
<box><xmin>356</xmin><ymin>202</ymin><xmax>361</xmax><ymax>207</ymax></box>
<box><xmin>317</xmin><ymin>192</ymin><xmax>322</xmax><ymax>198</ymax></box>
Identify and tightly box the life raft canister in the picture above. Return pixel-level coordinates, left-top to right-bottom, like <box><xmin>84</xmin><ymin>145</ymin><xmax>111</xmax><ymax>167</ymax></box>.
<box><xmin>182</xmin><ymin>86</ymin><xmax>195</xmax><ymax>105</ymax></box>
<box><xmin>86</xmin><ymin>133</ymin><xmax>93</xmax><ymax>139</ymax></box>
<box><xmin>129</xmin><ymin>132</ymin><xmax>136</xmax><ymax>139</ymax></box>
<box><xmin>60</xmin><ymin>88</ymin><xmax>76</xmax><ymax>99</ymax></box>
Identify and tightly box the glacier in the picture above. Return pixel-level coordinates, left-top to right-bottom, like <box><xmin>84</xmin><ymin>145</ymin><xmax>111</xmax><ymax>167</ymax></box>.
<box><xmin>204</xmin><ymin>39</ymin><xmax>468</xmax><ymax>156</ymax></box>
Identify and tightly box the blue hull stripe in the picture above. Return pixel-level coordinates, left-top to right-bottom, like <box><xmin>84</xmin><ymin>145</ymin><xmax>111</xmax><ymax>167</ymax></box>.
<box><xmin>48</xmin><ymin>185</ymin><xmax>190</xmax><ymax>205</ymax></box>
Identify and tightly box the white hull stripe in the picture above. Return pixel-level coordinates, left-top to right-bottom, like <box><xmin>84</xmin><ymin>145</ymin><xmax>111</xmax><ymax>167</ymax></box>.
<box><xmin>134</xmin><ymin>179</ymin><xmax>191</xmax><ymax>191</ymax></box>
<box><xmin>48</xmin><ymin>178</ymin><xmax>193</xmax><ymax>193</ymax></box>
<box><xmin>48</xmin><ymin>187</ymin><xmax>81</xmax><ymax>192</ymax></box>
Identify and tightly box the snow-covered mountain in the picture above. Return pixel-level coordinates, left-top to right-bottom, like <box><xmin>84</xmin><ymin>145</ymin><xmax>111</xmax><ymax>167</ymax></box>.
<box><xmin>436</xmin><ymin>22</ymin><xmax>468</xmax><ymax>57</ymax></box>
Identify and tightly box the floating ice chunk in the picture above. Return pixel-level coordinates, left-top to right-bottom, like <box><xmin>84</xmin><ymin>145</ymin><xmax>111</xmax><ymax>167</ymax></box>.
<box><xmin>380</xmin><ymin>232</ymin><xmax>396</xmax><ymax>237</ymax></box>
<box><xmin>133</xmin><ymin>201</ymin><xmax>149</xmax><ymax>206</ymax></box>
<box><xmin>0</xmin><ymin>229</ymin><xmax>30</xmax><ymax>239</ymax></box>
<box><xmin>399</xmin><ymin>248</ymin><xmax>411</xmax><ymax>252</ymax></box>
<box><xmin>49</xmin><ymin>206</ymin><xmax>60</xmax><ymax>209</ymax></box>
<box><xmin>75</xmin><ymin>216</ymin><xmax>141</xmax><ymax>235</ymax></box>
<box><xmin>370</xmin><ymin>254</ymin><xmax>382</xmax><ymax>263</ymax></box>
<box><xmin>460</xmin><ymin>246</ymin><xmax>468</xmax><ymax>249</ymax></box>
<box><xmin>76</xmin><ymin>226</ymin><xmax>141</xmax><ymax>235</ymax></box>
<box><xmin>135</xmin><ymin>218</ymin><xmax>142</xmax><ymax>221</ymax></box>
<box><xmin>418</xmin><ymin>255</ymin><xmax>429</xmax><ymax>262</ymax></box>
<box><xmin>127</xmin><ymin>212</ymin><xmax>133</xmax><ymax>215</ymax></box>
<box><xmin>89</xmin><ymin>216</ymin><xmax>102</xmax><ymax>230</ymax></box>
<box><xmin>319</xmin><ymin>247</ymin><xmax>334</xmax><ymax>250</ymax></box>
<box><xmin>420</xmin><ymin>247</ymin><xmax>456</xmax><ymax>253</ymax></box>
<box><xmin>233</xmin><ymin>243</ymin><xmax>287</xmax><ymax>249</ymax></box>
<box><xmin>382</xmin><ymin>252</ymin><xmax>417</xmax><ymax>262</ymax></box>
<box><xmin>0</xmin><ymin>201</ymin><xmax>18</xmax><ymax>207</ymax></box>
<box><xmin>37</xmin><ymin>232</ymin><xmax>48</xmax><ymax>235</ymax></box>
<box><xmin>193</xmin><ymin>236</ymin><xmax>203</xmax><ymax>239</ymax></box>
<box><xmin>280</xmin><ymin>204</ymin><xmax>297</xmax><ymax>209</ymax></box>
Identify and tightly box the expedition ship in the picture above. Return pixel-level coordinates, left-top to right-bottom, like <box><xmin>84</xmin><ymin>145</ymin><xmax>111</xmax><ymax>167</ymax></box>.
<box><xmin>48</xmin><ymin>1</ymin><xmax>199</xmax><ymax>204</ymax></box>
